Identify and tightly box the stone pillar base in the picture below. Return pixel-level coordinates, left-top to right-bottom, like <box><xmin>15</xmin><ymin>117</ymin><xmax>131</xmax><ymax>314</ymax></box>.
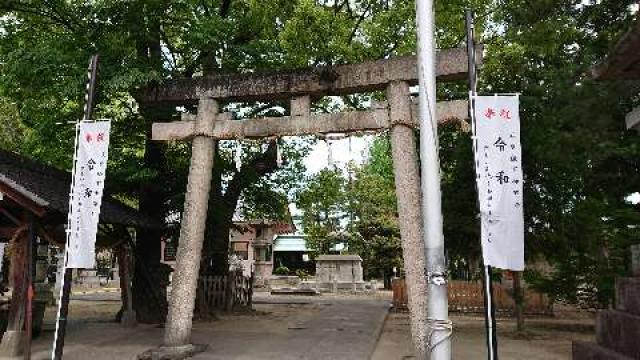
<box><xmin>138</xmin><ymin>344</ymin><xmax>208</xmax><ymax>360</ymax></box>
<box><xmin>0</xmin><ymin>330</ymin><xmax>24</xmax><ymax>358</ymax></box>
<box><xmin>120</xmin><ymin>310</ymin><xmax>137</xmax><ymax>328</ymax></box>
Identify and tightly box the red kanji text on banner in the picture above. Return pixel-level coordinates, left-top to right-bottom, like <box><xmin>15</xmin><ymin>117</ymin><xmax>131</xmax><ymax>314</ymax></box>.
<box><xmin>473</xmin><ymin>96</ymin><xmax>524</xmax><ymax>271</ymax></box>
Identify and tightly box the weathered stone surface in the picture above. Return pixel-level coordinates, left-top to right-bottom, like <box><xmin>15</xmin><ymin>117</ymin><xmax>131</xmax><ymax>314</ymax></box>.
<box><xmin>139</xmin><ymin>47</ymin><xmax>482</xmax><ymax>104</ymax></box>
<box><xmin>290</xmin><ymin>96</ymin><xmax>310</xmax><ymax>117</ymax></box>
<box><xmin>162</xmin><ymin>99</ymin><xmax>217</xmax><ymax>348</ymax></box>
<box><xmin>616</xmin><ymin>277</ymin><xmax>640</xmax><ymax>315</ymax></box>
<box><xmin>153</xmin><ymin>100</ymin><xmax>469</xmax><ymax>141</ymax></box>
<box><xmin>270</xmin><ymin>288</ymin><xmax>320</xmax><ymax>296</ymax></box>
<box><xmin>596</xmin><ymin>310</ymin><xmax>640</xmax><ymax>359</ymax></box>
<box><xmin>315</xmin><ymin>255</ymin><xmax>364</xmax><ymax>291</ymax></box>
<box><xmin>388</xmin><ymin>81</ymin><xmax>430</xmax><ymax>359</ymax></box>
<box><xmin>573</xmin><ymin>341</ymin><xmax>633</xmax><ymax>360</ymax></box>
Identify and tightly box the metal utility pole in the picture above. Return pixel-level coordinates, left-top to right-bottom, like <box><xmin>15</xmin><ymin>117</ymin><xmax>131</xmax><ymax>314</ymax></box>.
<box><xmin>415</xmin><ymin>1</ymin><xmax>451</xmax><ymax>359</ymax></box>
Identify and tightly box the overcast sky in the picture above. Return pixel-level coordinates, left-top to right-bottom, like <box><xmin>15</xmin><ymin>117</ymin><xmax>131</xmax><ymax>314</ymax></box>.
<box><xmin>303</xmin><ymin>135</ymin><xmax>374</xmax><ymax>175</ymax></box>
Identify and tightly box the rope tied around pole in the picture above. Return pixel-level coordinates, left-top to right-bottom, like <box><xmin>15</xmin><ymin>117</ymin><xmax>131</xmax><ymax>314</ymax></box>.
<box><xmin>426</xmin><ymin>317</ymin><xmax>453</xmax><ymax>356</ymax></box>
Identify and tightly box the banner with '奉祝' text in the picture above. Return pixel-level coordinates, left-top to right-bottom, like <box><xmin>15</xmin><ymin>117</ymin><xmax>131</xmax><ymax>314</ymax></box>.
<box><xmin>473</xmin><ymin>96</ymin><xmax>524</xmax><ymax>271</ymax></box>
<box><xmin>66</xmin><ymin>120</ymin><xmax>111</xmax><ymax>269</ymax></box>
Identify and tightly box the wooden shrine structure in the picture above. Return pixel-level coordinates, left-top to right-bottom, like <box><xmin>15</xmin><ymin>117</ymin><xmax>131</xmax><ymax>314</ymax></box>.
<box><xmin>592</xmin><ymin>17</ymin><xmax>640</xmax><ymax>131</ymax></box>
<box><xmin>0</xmin><ymin>149</ymin><xmax>157</xmax><ymax>356</ymax></box>
<box><xmin>138</xmin><ymin>46</ymin><xmax>481</xmax><ymax>358</ymax></box>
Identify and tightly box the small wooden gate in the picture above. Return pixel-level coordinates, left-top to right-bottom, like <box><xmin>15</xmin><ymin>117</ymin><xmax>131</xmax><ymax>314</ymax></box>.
<box><xmin>196</xmin><ymin>271</ymin><xmax>253</xmax><ymax>313</ymax></box>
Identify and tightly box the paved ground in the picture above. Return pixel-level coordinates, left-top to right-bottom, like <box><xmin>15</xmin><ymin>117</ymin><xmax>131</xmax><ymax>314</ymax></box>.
<box><xmin>16</xmin><ymin>290</ymin><xmax>598</xmax><ymax>359</ymax></box>
<box><xmin>28</xmin><ymin>293</ymin><xmax>389</xmax><ymax>360</ymax></box>
<box><xmin>371</xmin><ymin>311</ymin><xmax>596</xmax><ymax>360</ymax></box>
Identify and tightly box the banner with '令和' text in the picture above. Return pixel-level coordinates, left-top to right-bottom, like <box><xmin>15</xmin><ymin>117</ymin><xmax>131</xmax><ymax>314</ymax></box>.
<box><xmin>473</xmin><ymin>96</ymin><xmax>524</xmax><ymax>271</ymax></box>
<box><xmin>66</xmin><ymin>120</ymin><xmax>111</xmax><ymax>269</ymax></box>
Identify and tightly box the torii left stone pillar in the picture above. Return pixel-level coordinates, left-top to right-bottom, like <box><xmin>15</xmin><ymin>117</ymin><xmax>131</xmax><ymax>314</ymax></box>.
<box><xmin>142</xmin><ymin>98</ymin><xmax>218</xmax><ymax>359</ymax></box>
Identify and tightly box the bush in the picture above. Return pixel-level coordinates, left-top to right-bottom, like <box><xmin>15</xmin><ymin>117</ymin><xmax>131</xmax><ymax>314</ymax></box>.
<box><xmin>295</xmin><ymin>269</ymin><xmax>309</xmax><ymax>281</ymax></box>
<box><xmin>273</xmin><ymin>265</ymin><xmax>290</xmax><ymax>276</ymax></box>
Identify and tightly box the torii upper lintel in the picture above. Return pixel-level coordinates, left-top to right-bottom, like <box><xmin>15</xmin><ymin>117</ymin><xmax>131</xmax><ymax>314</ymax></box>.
<box><xmin>139</xmin><ymin>46</ymin><xmax>482</xmax><ymax>105</ymax></box>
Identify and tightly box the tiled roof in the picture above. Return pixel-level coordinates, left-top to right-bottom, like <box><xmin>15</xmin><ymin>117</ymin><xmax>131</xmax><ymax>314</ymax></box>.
<box><xmin>0</xmin><ymin>148</ymin><xmax>158</xmax><ymax>228</ymax></box>
<box><xmin>593</xmin><ymin>18</ymin><xmax>640</xmax><ymax>80</ymax></box>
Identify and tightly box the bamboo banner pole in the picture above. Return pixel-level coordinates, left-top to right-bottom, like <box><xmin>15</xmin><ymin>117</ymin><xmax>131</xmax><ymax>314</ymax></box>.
<box><xmin>51</xmin><ymin>54</ymin><xmax>99</xmax><ymax>360</ymax></box>
<box><xmin>466</xmin><ymin>10</ymin><xmax>498</xmax><ymax>360</ymax></box>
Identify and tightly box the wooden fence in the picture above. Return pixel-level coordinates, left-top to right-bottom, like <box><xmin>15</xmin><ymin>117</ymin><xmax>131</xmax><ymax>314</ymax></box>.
<box><xmin>392</xmin><ymin>279</ymin><xmax>553</xmax><ymax>315</ymax></box>
<box><xmin>196</xmin><ymin>271</ymin><xmax>253</xmax><ymax>313</ymax></box>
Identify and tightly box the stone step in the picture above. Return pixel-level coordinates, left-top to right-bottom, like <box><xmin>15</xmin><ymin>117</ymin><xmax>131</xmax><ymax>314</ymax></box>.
<box><xmin>616</xmin><ymin>277</ymin><xmax>640</xmax><ymax>316</ymax></box>
<box><xmin>573</xmin><ymin>341</ymin><xmax>633</xmax><ymax>360</ymax></box>
<box><xmin>270</xmin><ymin>288</ymin><xmax>320</xmax><ymax>296</ymax></box>
<box><xmin>596</xmin><ymin>310</ymin><xmax>640</xmax><ymax>359</ymax></box>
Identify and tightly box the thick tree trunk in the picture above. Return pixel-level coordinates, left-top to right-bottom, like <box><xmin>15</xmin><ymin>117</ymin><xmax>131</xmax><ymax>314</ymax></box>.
<box><xmin>203</xmin><ymin>207</ymin><xmax>233</xmax><ymax>275</ymax></box>
<box><xmin>513</xmin><ymin>271</ymin><xmax>525</xmax><ymax>332</ymax></box>
<box><xmin>202</xmin><ymin>141</ymin><xmax>278</xmax><ymax>276</ymax></box>
<box><xmin>0</xmin><ymin>227</ymin><xmax>28</xmax><ymax>356</ymax></box>
<box><xmin>127</xmin><ymin>0</ymin><xmax>174</xmax><ymax>324</ymax></box>
<box><xmin>6</xmin><ymin>231</ymin><xmax>27</xmax><ymax>332</ymax></box>
<box><xmin>202</xmin><ymin>153</ymin><xmax>235</xmax><ymax>275</ymax></box>
<box><xmin>116</xmin><ymin>244</ymin><xmax>137</xmax><ymax>327</ymax></box>
<box><xmin>132</xmin><ymin>104</ymin><xmax>172</xmax><ymax>324</ymax></box>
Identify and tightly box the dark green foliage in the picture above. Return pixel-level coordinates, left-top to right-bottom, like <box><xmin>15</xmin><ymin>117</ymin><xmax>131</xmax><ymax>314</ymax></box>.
<box><xmin>297</xmin><ymin>168</ymin><xmax>347</xmax><ymax>255</ymax></box>
<box><xmin>2</xmin><ymin>0</ymin><xmax>639</xmax><ymax>310</ymax></box>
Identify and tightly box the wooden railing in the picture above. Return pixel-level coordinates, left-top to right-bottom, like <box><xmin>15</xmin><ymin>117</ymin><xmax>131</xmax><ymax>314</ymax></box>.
<box><xmin>196</xmin><ymin>271</ymin><xmax>253</xmax><ymax>314</ymax></box>
<box><xmin>392</xmin><ymin>278</ymin><xmax>553</xmax><ymax>315</ymax></box>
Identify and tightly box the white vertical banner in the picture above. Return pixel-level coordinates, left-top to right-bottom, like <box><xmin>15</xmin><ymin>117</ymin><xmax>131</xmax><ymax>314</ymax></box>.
<box><xmin>473</xmin><ymin>96</ymin><xmax>524</xmax><ymax>271</ymax></box>
<box><xmin>66</xmin><ymin>120</ymin><xmax>111</xmax><ymax>269</ymax></box>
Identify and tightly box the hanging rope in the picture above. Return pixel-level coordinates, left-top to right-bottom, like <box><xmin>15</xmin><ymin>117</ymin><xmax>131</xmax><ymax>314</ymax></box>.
<box><xmin>326</xmin><ymin>137</ymin><xmax>334</xmax><ymax>168</ymax></box>
<box><xmin>234</xmin><ymin>141</ymin><xmax>243</xmax><ymax>171</ymax></box>
<box><xmin>276</xmin><ymin>138</ymin><xmax>283</xmax><ymax>167</ymax></box>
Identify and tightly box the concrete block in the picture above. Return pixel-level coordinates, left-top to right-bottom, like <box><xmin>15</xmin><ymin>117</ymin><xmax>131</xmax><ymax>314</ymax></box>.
<box><xmin>596</xmin><ymin>310</ymin><xmax>640</xmax><ymax>359</ymax></box>
<box><xmin>573</xmin><ymin>341</ymin><xmax>633</xmax><ymax>360</ymax></box>
<box><xmin>616</xmin><ymin>277</ymin><xmax>640</xmax><ymax>315</ymax></box>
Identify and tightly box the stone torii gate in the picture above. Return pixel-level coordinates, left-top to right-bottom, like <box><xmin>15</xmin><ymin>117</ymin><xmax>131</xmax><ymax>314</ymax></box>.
<box><xmin>139</xmin><ymin>46</ymin><xmax>479</xmax><ymax>359</ymax></box>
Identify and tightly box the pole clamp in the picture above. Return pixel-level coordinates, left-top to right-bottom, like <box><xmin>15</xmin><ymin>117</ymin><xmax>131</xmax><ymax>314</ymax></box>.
<box><xmin>425</xmin><ymin>270</ymin><xmax>449</xmax><ymax>286</ymax></box>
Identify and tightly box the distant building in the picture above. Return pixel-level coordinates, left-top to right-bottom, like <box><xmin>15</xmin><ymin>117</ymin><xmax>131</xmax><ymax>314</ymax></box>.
<box><xmin>229</xmin><ymin>220</ymin><xmax>294</xmax><ymax>285</ymax></box>
<box><xmin>161</xmin><ymin>212</ymin><xmax>345</xmax><ymax>283</ymax></box>
<box><xmin>272</xmin><ymin>234</ymin><xmax>314</xmax><ymax>274</ymax></box>
<box><xmin>161</xmin><ymin>218</ymin><xmax>294</xmax><ymax>286</ymax></box>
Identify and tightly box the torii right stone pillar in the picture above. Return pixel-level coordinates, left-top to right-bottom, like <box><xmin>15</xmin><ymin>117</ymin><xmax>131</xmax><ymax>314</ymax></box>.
<box><xmin>388</xmin><ymin>81</ymin><xmax>430</xmax><ymax>359</ymax></box>
<box><xmin>155</xmin><ymin>98</ymin><xmax>218</xmax><ymax>357</ymax></box>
